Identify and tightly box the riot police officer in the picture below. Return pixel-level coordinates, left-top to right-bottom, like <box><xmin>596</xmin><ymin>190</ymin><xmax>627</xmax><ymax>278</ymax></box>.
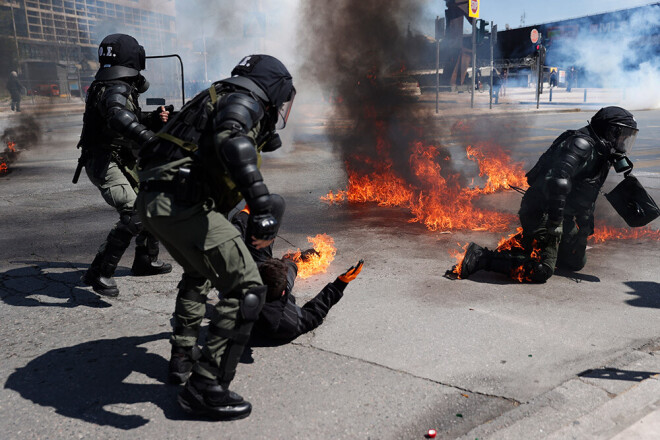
<box><xmin>136</xmin><ymin>54</ymin><xmax>295</xmax><ymax>420</ymax></box>
<box><xmin>457</xmin><ymin>106</ymin><xmax>639</xmax><ymax>282</ymax></box>
<box><xmin>77</xmin><ymin>34</ymin><xmax>172</xmax><ymax>297</ymax></box>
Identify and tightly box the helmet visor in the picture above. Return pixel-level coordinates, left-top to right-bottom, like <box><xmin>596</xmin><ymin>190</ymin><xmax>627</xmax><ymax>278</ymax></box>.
<box><xmin>276</xmin><ymin>86</ymin><xmax>296</xmax><ymax>130</ymax></box>
<box><xmin>613</xmin><ymin>125</ymin><xmax>638</xmax><ymax>153</ymax></box>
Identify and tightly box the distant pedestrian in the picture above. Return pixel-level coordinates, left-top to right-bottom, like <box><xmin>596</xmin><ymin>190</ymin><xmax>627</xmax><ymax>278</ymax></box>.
<box><xmin>492</xmin><ymin>69</ymin><xmax>502</xmax><ymax>104</ymax></box>
<box><xmin>549</xmin><ymin>69</ymin><xmax>557</xmax><ymax>88</ymax></box>
<box><xmin>566</xmin><ymin>66</ymin><xmax>576</xmax><ymax>92</ymax></box>
<box><xmin>6</xmin><ymin>71</ymin><xmax>25</xmax><ymax>112</ymax></box>
<box><xmin>501</xmin><ymin>68</ymin><xmax>508</xmax><ymax>96</ymax></box>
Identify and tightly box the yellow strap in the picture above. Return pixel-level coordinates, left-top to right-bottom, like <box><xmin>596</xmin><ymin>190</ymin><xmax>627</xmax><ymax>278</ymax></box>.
<box><xmin>155</xmin><ymin>132</ymin><xmax>198</xmax><ymax>153</ymax></box>
<box><xmin>208</xmin><ymin>84</ymin><xmax>218</xmax><ymax>105</ymax></box>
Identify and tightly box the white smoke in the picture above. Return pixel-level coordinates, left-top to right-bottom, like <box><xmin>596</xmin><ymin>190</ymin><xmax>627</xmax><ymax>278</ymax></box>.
<box><xmin>174</xmin><ymin>0</ymin><xmax>301</xmax><ymax>81</ymax></box>
<box><xmin>550</xmin><ymin>5</ymin><xmax>660</xmax><ymax>109</ymax></box>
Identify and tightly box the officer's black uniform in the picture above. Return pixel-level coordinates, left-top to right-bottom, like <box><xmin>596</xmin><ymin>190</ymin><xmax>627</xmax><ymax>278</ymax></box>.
<box><xmin>78</xmin><ymin>34</ymin><xmax>171</xmax><ymax>297</ymax></box>
<box><xmin>458</xmin><ymin>106</ymin><xmax>639</xmax><ymax>282</ymax></box>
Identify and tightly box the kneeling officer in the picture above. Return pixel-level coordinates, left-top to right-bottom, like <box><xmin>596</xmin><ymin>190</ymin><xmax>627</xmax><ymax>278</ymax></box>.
<box><xmin>137</xmin><ymin>54</ymin><xmax>295</xmax><ymax>420</ymax></box>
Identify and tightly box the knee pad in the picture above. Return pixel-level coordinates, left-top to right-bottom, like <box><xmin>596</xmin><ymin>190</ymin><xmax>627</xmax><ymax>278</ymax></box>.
<box><xmin>117</xmin><ymin>210</ymin><xmax>142</xmax><ymax>236</ymax></box>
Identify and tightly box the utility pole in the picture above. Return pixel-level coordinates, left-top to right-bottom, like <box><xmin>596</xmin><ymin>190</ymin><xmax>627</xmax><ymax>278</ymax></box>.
<box><xmin>471</xmin><ymin>18</ymin><xmax>476</xmax><ymax>109</ymax></box>
<box><xmin>435</xmin><ymin>16</ymin><xmax>444</xmax><ymax>114</ymax></box>
<box><xmin>9</xmin><ymin>1</ymin><xmax>34</xmax><ymax>104</ymax></box>
<box><xmin>489</xmin><ymin>21</ymin><xmax>494</xmax><ymax>109</ymax></box>
<box><xmin>201</xmin><ymin>19</ymin><xmax>208</xmax><ymax>83</ymax></box>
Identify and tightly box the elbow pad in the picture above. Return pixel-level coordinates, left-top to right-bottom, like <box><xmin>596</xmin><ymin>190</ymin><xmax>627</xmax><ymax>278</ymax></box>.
<box><xmin>218</xmin><ymin>135</ymin><xmax>271</xmax><ymax>213</ymax></box>
<box><xmin>545</xmin><ymin>172</ymin><xmax>571</xmax><ymax>223</ymax></box>
<box><xmin>103</xmin><ymin>83</ymin><xmax>155</xmax><ymax>145</ymax></box>
<box><xmin>109</xmin><ymin>108</ymin><xmax>155</xmax><ymax>145</ymax></box>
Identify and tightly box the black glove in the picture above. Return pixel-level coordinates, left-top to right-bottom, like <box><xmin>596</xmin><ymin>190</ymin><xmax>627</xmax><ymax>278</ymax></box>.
<box><xmin>249</xmin><ymin>213</ymin><xmax>278</xmax><ymax>241</ymax></box>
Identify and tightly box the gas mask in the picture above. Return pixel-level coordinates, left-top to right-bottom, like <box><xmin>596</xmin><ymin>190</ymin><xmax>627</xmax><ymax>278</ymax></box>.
<box><xmin>607</xmin><ymin>123</ymin><xmax>638</xmax><ymax>174</ymax></box>
<box><xmin>590</xmin><ymin>122</ymin><xmax>638</xmax><ymax>175</ymax></box>
<box><xmin>589</xmin><ymin>107</ymin><xmax>638</xmax><ymax>175</ymax></box>
<box><xmin>135</xmin><ymin>74</ymin><xmax>150</xmax><ymax>93</ymax></box>
<box><xmin>260</xmin><ymin>132</ymin><xmax>282</xmax><ymax>152</ymax></box>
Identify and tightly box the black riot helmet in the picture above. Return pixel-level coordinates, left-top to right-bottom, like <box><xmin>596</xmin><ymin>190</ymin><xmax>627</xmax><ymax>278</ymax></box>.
<box><xmin>95</xmin><ymin>34</ymin><xmax>146</xmax><ymax>81</ymax></box>
<box><xmin>590</xmin><ymin>106</ymin><xmax>639</xmax><ymax>155</ymax></box>
<box><xmin>226</xmin><ymin>54</ymin><xmax>296</xmax><ymax>129</ymax></box>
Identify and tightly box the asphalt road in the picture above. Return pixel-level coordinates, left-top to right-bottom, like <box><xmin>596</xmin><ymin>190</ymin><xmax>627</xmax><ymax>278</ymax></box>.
<box><xmin>0</xmin><ymin>105</ymin><xmax>658</xmax><ymax>439</ymax></box>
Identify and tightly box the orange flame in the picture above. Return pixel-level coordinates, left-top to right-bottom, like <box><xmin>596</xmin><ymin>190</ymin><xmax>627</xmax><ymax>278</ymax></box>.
<box><xmin>7</xmin><ymin>141</ymin><xmax>16</xmax><ymax>152</ymax></box>
<box><xmin>323</xmin><ymin>141</ymin><xmax>527</xmax><ymax>232</ymax></box>
<box><xmin>285</xmin><ymin>234</ymin><xmax>337</xmax><ymax>279</ymax></box>
<box><xmin>590</xmin><ymin>224</ymin><xmax>660</xmax><ymax>243</ymax></box>
<box><xmin>0</xmin><ymin>162</ymin><xmax>7</xmax><ymax>173</ymax></box>
<box><xmin>448</xmin><ymin>242</ymin><xmax>469</xmax><ymax>278</ymax></box>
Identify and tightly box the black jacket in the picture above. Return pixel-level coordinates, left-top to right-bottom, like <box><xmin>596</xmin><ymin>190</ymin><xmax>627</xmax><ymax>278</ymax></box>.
<box><xmin>6</xmin><ymin>76</ymin><xmax>24</xmax><ymax>100</ymax></box>
<box><xmin>230</xmin><ymin>208</ymin><xmax>347</xmax><ymax>340</ymax></box>
<box><xmin>253</xmin><ymin>260</ymin><xmax>347</xmax><ymax>341</ymax></box>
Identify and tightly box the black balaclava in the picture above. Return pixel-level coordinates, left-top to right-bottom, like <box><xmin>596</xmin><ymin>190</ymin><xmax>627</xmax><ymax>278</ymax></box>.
<box><xmin>230</xmin><ymin>55</ymin><xmax>294</xmax><ymax>108</ymax></box>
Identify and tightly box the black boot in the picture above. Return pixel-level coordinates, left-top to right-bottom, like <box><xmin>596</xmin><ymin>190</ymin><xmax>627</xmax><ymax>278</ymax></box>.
<box><xmin>81</xmin><ymin>251</ymin><xmax>120</xmax><ymax>297</ymax></box>
<box><xmin>178</xmin><ymin>372</ymin><xmax>252</xmax><ymax>421</ymax></box>
<box><xmin>132</xmin><ymin>231</ymin><xmax>172</xmax><ymax>276</ymax></box>
<box><xmin>131</xmin><ymin>248</ymin><xmax>172</xmax><ymax>276</ymax></box>
<box><xmin>169</xmin><ymin>345</ymin><xmax>201</xmax><ymax>385</ymax></box>
<box><xmin>457</xmin><ymin>242</ymin><xmax>491</xmax><ymax>279</ymax></box>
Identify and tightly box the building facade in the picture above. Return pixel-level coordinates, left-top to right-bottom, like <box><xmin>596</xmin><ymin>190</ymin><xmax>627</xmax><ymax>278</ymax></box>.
<box><xmin>0</xmin><ymin>0</ymin><xmax>176</xmax><ymax>97</ymax></box>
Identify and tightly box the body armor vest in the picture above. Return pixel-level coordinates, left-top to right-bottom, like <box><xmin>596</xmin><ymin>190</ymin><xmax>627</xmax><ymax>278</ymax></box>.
<box><xmin>143</xmin><ymin>82</ymin><xmax>269</xmax><ymax>214</ymax></box>
<box><xmin>526</xmin><ymin>130</ymin><xmax>609</xmax><ymax>217</ymax></box>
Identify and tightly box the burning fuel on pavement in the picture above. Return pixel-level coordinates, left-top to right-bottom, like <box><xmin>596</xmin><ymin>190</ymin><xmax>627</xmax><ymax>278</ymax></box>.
<box><xmin>0</xmin><ymin>115</ymin><xmax>42</xmax><ymax>176</ymax></box>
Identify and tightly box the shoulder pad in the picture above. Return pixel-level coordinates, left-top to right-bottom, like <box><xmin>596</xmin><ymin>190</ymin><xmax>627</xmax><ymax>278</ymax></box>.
<box><xmin>561</xmin><ymin>135</ymin><xmax>593</xmax><ymax>159</ymax></box>
<box><xmin>101</xmin><ymin>83</ymin><xmax>132</xmax><ymax>112</ymax></box>
<box><xmin>570</xmin><ymin>136</ymin><xmax>594</xmax><ymax>157</ymax></box>
<box><xmin>103</xmin><ymin>82</ymin><xmax>132</xmax><ymax>98</ymax></box>
<box><xmin>215</xmin><ymin>91</ymin><xmax>264</xmax><ymax>133</ymax></box>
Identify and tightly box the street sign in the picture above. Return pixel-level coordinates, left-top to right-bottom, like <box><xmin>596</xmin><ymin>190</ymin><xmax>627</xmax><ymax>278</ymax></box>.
<box><xmin>469</xmin><ymin>0</ymin><xmax>480</xmax><ymax>18</ymax></box>
<box><xmin>530</xmin><ymin>28</ymin><xmax>539</xmax><ymax>44</ymax></box>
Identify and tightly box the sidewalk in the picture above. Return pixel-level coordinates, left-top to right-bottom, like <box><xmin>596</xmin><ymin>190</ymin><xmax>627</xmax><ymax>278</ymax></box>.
<box><xmin>0</xmin><ymin>96</ymin><xmax>85</xmax><ymax>117</ymax></box>
<box><xmin>416</xmin><ymin>86</ymin><xmax>629</xmax><ymax>117</ymax></box>
<box><xmin>459</xmin><ymin>344</ymin><xmax>660</xmax><ymax>439</ymax></box>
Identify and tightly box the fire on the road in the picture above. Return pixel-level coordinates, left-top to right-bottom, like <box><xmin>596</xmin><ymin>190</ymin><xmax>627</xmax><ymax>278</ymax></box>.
<box><xmin>323</xmin><ymin>139</ymin><xmax>527</xmax><ymax>232</ymax></box>
<box><xmin>1</xmin><ymin>140</ymin><xmax>18</xmax><ymax>175</ymax></box>
<box><xmin>449</xmin><ymin>224</ymin><xmax>660</xmax><ymax>282</ymax></box>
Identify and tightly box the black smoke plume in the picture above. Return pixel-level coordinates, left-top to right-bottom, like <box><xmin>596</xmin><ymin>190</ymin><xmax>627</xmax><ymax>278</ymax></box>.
<box><xmin>297</xmin><ymin>1</ymin><xmax>516</xmax><ymax>189</ymax></box>
<box><xmin>0</xmin><ymin>114</ymin><xmax>43</xmax><ymax>174</ymax></box>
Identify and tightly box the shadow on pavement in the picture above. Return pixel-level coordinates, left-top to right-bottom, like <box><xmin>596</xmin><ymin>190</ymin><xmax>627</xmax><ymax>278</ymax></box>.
<box><xmin>579</xmin><ymin>367</ymin><xmax>659</xmax><ymax>382</ymax></box>
<box><xmin>554</xmin><ymin>269</ymin><xmax>601</xmax><ymax>283</ymax></box>
<box><xmin>3</xmin><ymin>332</ymin><xmax>191</xmax><ymax>429</ymax></box>
<box><xmin>0</xmin><ymin>261</ymin><xmax>111</xmax><ymax>308</ymax></box>
<box><xmin>623</xmin><ymin>281</ymin><xmax>660</xmax><ymax>309</ymax></box>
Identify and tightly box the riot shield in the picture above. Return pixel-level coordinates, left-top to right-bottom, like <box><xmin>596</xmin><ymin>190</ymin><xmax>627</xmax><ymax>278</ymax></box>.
<box><xmin>605</xmin><ymin>174</ymin><xmax>660</xmax><ymax>227</ymax></box>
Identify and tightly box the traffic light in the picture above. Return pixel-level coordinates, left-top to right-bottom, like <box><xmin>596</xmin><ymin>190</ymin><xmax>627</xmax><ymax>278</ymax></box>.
<box><xmin>535</xmin><ymin>44</ymin><xmax>546</xmax><ymax>66</ymax></box>
<box><xmin>476</xmin><ymin>19</ymin><xmax>489</xmax><ymax>44</ymax></box>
